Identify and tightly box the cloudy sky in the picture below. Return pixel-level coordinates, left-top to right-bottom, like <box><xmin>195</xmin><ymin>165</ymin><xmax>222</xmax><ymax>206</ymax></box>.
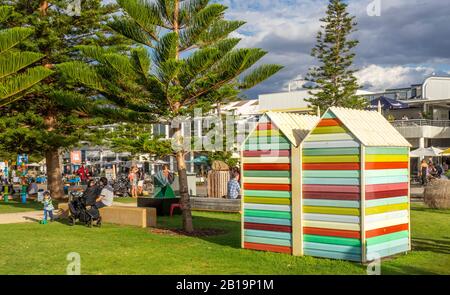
<box><xmin>215</xmin><ymin>0</ymin><xmax>450</xmax><ymax>98</ymax></box>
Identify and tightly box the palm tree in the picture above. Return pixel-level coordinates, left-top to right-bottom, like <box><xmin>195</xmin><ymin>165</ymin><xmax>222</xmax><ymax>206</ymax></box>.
<box><xmin>0</xmin><ymin>5</ymin><xmax>52</xmax><ymax>107</ymax></box>
<box><xmin>58</xmin><ymin>0</ymin><xmax>282</xmax><ymax>232</ymax></box>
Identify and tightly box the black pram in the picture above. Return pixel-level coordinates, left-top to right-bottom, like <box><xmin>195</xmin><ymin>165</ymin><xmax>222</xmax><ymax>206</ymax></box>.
<box><xmin>68</xmin><ymin>186</ymin><xmax>102</xmax><ymax>227</ymax></box>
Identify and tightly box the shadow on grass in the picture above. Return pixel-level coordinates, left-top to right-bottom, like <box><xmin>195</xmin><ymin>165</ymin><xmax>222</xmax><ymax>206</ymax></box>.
<box><xmin>382</xmin><ymin>264</ymin><xmax>441</xmax><ymax>275</ymax></box>
<box><xmin>412</xmin><ymin>237</ymin><xmax>450</xmax><ymax>254</ymax></box>
<box><xmin>156</xmin><ymin>213</ymin><xmax>242</xmax><ymax>249</ymax></box>
<box><xmin>410</xmin><ymin>206</ymin><xmax>450</xmax><ymax>215</ymax></box>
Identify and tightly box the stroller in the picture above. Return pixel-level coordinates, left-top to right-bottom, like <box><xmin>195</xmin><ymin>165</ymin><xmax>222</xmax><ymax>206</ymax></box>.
<box><xmin>68</xmin><ymin>190</ymin><xmax>102</xmax><ymax>227</ymax></box>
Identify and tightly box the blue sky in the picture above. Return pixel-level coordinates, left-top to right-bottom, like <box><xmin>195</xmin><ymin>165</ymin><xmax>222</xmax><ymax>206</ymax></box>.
<box><xmin>216</xmin><ymin>0</ymin><xmax>450</xmax><ymax>98</ymax></box>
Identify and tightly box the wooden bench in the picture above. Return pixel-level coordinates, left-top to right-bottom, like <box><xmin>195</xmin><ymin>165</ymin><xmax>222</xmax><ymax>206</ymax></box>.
<box><xmin>58</xmin><ymin>203</ymin><xmax>157</xmax><ymax>228</ymax></box>
<box><xmin>190</xmin><ymin>197</ymin><xmax>241</xmax><ymax>213</ymax></box>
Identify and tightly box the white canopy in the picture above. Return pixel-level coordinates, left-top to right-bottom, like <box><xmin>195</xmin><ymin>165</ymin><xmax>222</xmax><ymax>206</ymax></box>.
<box><xmin>410</xmin><ymin>147</ymin><xmax>444</xmax><ymax>157</ymax></box>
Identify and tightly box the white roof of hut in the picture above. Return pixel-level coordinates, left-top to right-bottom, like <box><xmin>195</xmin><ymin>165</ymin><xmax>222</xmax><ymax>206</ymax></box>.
<box><xmin>262</xmin><ymin>112</ymin><xmax>320</xmax><ymax>147</ymax></box>
<box><xmin>327</xmin><ymin>107</ymin><xmax>412</xmax><ymax>147</ymax></box>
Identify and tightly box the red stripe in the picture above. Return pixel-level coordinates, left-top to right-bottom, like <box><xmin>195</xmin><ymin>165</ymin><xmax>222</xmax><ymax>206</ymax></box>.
<box><xmin>303</xmin><ymin>163</ymin><xmax>361</xmax><ymax>170</ymax></box>
<box><xmin>303</xmin><ymin>192</ymin><xmax>361</xmax><ymax>201</ymax></box>
<box><xmin>243</xmin><ymin>164</ymin><xmax>291</xmax><ymax>171</ymax></box>
<box><xmin>366</xmin><ymin>223</ymin><xmax>409</xmax><ymax>238</ymax></box>
<box><xmin>303</xmin><ymin>184</ymin><xmax>360</xmax><ymax>193</ymax></box>
<box><xmin>366</xmin><ymin>189</ymin><xmax>409</xmax><ymax>200</ymax></box>
<box><xmin>317</xmin><ymin>118</ymin><xmax>342</xmax><ymax>127</ymax></box>
<box><xmin>244</xmin><ymin>183</ymin><xmax>291</xmax><ymax>191</ymax></box>
<box><xmin>244</xmin><ymin>222</ymin><xmax>292</xmax><ymax>233</ymax></box>
<box><xmin>243</xmin><ymin>150</ymin><xmax>290</xmax><ymax>157</ymax></box>
<box><xmin>366</xmin><ymin>183</ymin><xmax>408</xmax><ymax>193</ymax></box>
<box><xmin>304</xmin><ymin>227</ymin><xmax>361</xmax><ymax>239</ymax></box>
<box><xmin>244</xmin><ymin>242</ymin><xmax>292</xmax><ymax>254</ymax></box>
<box><xmin>366</xmin><ymin>162</ymin><xmax>408</xmax><ymax>169</ymax></box>
<box><xmin>257</xmin><ymin>123</ymin><xmax>273</xmax><ymax>130</ymax></box>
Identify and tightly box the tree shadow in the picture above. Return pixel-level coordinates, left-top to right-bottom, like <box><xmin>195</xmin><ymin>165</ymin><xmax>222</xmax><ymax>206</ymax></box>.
<box><xmin>412</xmin><ymin>237</ymin><xmax>450</xmax><ymax>254</ymax></box>
<box><xmin>382</xmin><ymin>264</ymin><xmax>442</xmax><ymax>275</ymax></box>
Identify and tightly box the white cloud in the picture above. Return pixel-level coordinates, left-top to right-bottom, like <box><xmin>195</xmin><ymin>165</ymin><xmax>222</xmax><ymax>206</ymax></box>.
<box><xmin>355</xmin><ymin>65</ymin><xmax>435</xmax><ymax>91</ymax></box>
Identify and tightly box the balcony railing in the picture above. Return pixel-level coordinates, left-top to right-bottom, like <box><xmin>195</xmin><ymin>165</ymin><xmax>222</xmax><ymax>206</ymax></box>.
<box><xmin>391</xmin><ymin>119</ymin><xmax>450</xmax><ymax>127</ymax></box>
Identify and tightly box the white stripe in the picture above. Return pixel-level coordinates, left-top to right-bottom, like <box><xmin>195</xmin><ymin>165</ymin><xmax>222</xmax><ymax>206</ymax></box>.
<box><xmin>365</xmin><ymin>217</ymin><xmax>409</xmax><ymax>231</ymax></box>
<box><xmin>303</xmin><ymin>140</ymin><xmax>360</xmax><ymax>148</ymax></box>
<box><xmin>304</xmin><ymin>213</ymin><xmax>360</xmax><ymax>224</ymax></box>
<box><xmin>365</xmin><ymin>210</ymin><xmax>409</xmax><ymax>223</ymax></box>
<box><xmin>242</xmin><ymin>157</ymin><xmax>290</xmax><ymax>164</ymax></box>
<box><xmin>244</xmin><ymin>203</ymin><xmax>291</xmax><ymax>212</ymax></box>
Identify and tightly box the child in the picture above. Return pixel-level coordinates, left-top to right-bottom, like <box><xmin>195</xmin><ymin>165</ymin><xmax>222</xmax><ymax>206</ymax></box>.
<box><xmin>41</xmin><ymin>191</ymin><xmax>54</xmax><ymax>224</ymax></box>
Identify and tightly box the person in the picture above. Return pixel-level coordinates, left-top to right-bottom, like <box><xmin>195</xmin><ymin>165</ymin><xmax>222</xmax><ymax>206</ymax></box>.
<box><xmin>94</xmin><ymin>177</ymin><xmax>114</xmax><ymax>209</ymax></box>
<box><xmin>435</xmin><ymin>163</ymin><xmax>444</xmax><ymax>178</ymax></box>
<box><xmin>137</xmin><ymin>168</ymin><xmax>145</xmax><ymax>196</ymax></box>
<box><xmin>83</xmin><ymin>179</ymin><xmax>101</xmax><ymax>206</ymax></box>
<box><xmin>27</xmin><ymin>178</ymin><xmax>39</xmax><ymax>200</ymax></box>
<box><xmin>227</xmin><ymin>171</ymin><xmax>241</xmax><ymax>199</ymax></box>
<box><xmin>41</xmin><ymin>191</ymin><xmax>54</xmax><ymax>224</ymax></box>
<box><xmin>76</xmin><ymin>163</ymin><xmax>90</xmax><ymax>185</ymax></box>
<box><xmin>419</xmin><ymin>159</ymin><xmax>428</xmax><ymax>185</ymax></box>
<box><xmin>128</xmin><ymin>166</ymin><xmax>138</xmax><ymax>198</ymax></box>
<box><xmin>401</xmin><ymin>115</ymin><xmax>409</xmax><ymax>120</ymax></box>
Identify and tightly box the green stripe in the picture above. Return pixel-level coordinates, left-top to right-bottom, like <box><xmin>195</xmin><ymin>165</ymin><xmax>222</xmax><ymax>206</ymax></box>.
<box><xmin>303</xmin><ymin>170</ymin><xmax>360</xmax><ymax>178</ymax></box>
<box><xmin>365</xmin><ymin>147</ymin><xmax>409</xmax><ymax>155</ymax></box>
<box><xmin>365</xmin><ymin>196</ymin><xmax>408</xmax><ymax>208</ymax></box>
<box><xmin>366</xmin><ymin>230</ymin><xmax>409</xmax><ymax>246</ymax></box>
<box><xmin>244</xmin><ymin>143</ymin><xmax>291</xmax><ymax>150</ymax></box>
<box><xmin>304</xmin><ymin>234</ymin><xmax>361</xmax><ymax>246</ymax></box>
<box><xmin>244</xmin><ymin>171</ymin><xmax>291</xmax><ymax>178</ymax></box>
<box><xmin>303</xmin><ymin>148</ymin><xmax>360</xmax><ymax>156</ymax></box>
<box><xmin>244</xmin><ymin>190</ymin><xmax>291</xmax><ymax>198</ymax></box>
<box><xmin>365</xmin><ymin>175</ymin><xmax>409</xmax><ymax>185</ymax></box>
<box><xmin>323</xmin><ymin>111</ymin><xmax>337</xmax><ymax>119</ymax></box>
<box><xmin>365</xmin><ymin>169</ymin><xmax>409</xmax><ymax>177</ymax></box>
<box><xmin>245</xmin><ymin>209</ymin><xmax>291</xmax><ymax>219</ymax></box>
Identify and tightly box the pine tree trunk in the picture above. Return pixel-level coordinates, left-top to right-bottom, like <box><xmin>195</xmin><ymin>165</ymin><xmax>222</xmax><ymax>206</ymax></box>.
<box><xmin>176</xmin><ymin>150</ymin><xmax>193</xmax><ymax>232</ymax></box>
<box><xmin>45</xmin><ymin>148</ymin><xmax>64</xmax><ymax>199</ymax></box>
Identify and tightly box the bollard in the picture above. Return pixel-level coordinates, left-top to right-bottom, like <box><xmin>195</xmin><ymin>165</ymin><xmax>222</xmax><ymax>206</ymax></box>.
<box><xmin>3</xmin><ymin>185</ymin><xmax>8</xmax><ymax>202</ymax></box>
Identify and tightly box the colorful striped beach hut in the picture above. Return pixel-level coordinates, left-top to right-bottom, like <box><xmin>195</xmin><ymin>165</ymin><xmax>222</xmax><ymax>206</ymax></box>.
<box><xmin>301</xmin><ymin>107</ymin><xmax>412</xmax><ymax>262</ymax></box>
<box><xmin>241</xmin><ymin>112</ymin><xmax>319</xmax><ymax>255</ymax></box>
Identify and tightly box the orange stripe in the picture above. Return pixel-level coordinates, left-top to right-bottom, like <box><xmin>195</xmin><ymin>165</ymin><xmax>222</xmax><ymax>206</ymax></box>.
<box><xmin>317</xmin><ymin>118</ymin><xmax>342</xmax><ymax>127</ymax></box>
<box><xmin>244</xmin><ymin>242</ymin><xmax>292</xmax><ymax>254</ymax></box>
<box><xmin>244</xmin><ymin>183</ymin><xmax>291</xmax><ymax>191</ymax></box>
<box><xmin>257</xmin><ymin>123</ymin><xmax>273</xmax><ymax>130</ymax></box>
<box><xmin>366</xmin><ymin>223</ymin><xmax>409</xmax><ymax>238</ymax></box>
<box><xmin>366</xmin><ymin>162</ymin><xmax>408</xmax><ymax>169</ymax></box>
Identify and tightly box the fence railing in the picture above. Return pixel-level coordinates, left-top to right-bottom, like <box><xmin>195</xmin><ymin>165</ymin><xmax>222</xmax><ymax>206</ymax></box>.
<box><xmin>391</xmin><ymin>119</ymin><xmax>450</xmax><ymax>128</ymax></box>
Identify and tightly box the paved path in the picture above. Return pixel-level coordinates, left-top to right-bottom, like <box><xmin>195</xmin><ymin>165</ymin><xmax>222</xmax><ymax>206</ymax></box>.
<box><xmin>0</xmin><ymin>210</ymin><xmax>46</xmax><ymax>224</ymax></box>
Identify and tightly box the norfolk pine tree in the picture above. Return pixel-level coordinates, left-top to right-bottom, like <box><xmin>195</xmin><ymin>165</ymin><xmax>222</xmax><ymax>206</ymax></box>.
<box><xmin>58</xmin><ymin>0</ymin><xmax>283</xmax><ymax>232</ymax></box>
<box><xmin>306</xmin><ymin>0</ymin><xmax>366</xmax><ymax>110</ymax></box>
<box><xmin>0</xmin><ymin>0</ymin><xmax>131</xmax><ymax>198</ymax></box>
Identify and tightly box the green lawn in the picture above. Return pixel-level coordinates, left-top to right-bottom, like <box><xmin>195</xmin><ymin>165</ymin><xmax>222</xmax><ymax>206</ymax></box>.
<box><xmin>0</xmin><ymin>203</ymin><xmax>448</xmax><ymax>274</ymax></box>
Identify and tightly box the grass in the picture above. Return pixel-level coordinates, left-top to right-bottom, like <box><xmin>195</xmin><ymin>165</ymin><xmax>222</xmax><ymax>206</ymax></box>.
<box><xmin>0</xmin><ymin>203</ymin><xmax>448</xmax><ymax>274</ymax></box>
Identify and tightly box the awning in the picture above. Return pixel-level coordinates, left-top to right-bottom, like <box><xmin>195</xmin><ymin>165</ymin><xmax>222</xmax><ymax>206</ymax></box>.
<box><xmin>410</xmin><ymin>147</ymin><xmax>444</xmax><ymax>157</ymax></box>
<box><xmin>441</xmin><ymin>148</ymin><xmax>450</xmax><ymax>155</ymax></box>
<box><xmin>369</xmin><ymin>96</ymin><xmax>409</xmax><ymax>110</ymax></box>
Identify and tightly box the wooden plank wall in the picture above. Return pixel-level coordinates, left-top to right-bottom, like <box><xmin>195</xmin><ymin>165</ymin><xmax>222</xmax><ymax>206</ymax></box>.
<box><xmin>301</xmin><ymin>111</ymin><xmax>362</xmax><ymax>262</ymax></box>
<box><xmin>364</xmin><ymin>146</ymin><xmax>410</xmax><ymax>260</ymax></box>
<box><xmin>242</xmin><ymin>119</ymin><xmax>293</xmax><ymax>254</ymax></box>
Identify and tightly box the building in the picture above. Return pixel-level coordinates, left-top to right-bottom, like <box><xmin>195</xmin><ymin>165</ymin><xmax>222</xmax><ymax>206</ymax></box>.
<box><xmin>364</xmin><ymin>76</ymin><xmax>450</xmax><ymax>149</ymax></box>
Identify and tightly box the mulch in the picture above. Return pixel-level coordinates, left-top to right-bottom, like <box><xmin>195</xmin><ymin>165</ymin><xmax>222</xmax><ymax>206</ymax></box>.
<box><xmin>149</xmin><ymin>227</ymin><xmax>227</xmax><ymax>237</ymax></box>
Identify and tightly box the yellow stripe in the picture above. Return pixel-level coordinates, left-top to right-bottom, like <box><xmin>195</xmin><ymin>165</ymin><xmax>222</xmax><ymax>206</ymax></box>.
<box><xmin>312</xmin><ymin>126</ymin><xmax>347</xmax><ymax>134</ymax></box>
<box><xmin>365</xmin><ymin>154</ymin><xmax>409</xmax><ymax>162</ymax></box>
<box><xmin>244</xmin><ymin>197</ymin><xmax>291</xmax><ymax>205</ymax></box>
<box><xmin>243</xmin><ymin>157</ymin><xmax>290</xmax><ymax>164</ymax></box>
<box><xmin>366</xmin><ymin>203</ymin><xmax>409</xmax><ymax>215</ymax></box>
<box><xmin>303</xmin><ymin>206</ymin><xmax>360</xmax><ymax>216</ymax></box>
<box><xmin>244</xmin><ymin>177</ymin><xmax>291</xmax><ymax>184</ymax></box>
<box><xmin>303</xmin><ymin>220</ymin><xmax>360</xmax><ymax>231</ymax></box>
<box><xmin>303</xmin><ymin>155</ymin><xmax>360</xmax><ymax>163</ymax></box>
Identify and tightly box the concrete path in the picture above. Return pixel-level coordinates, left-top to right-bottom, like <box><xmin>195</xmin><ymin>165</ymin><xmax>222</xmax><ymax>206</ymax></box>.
<box><xmin>0</xmin><ymin>210</ymin><xmax>45</xmax><ymax>224</ymax></box>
